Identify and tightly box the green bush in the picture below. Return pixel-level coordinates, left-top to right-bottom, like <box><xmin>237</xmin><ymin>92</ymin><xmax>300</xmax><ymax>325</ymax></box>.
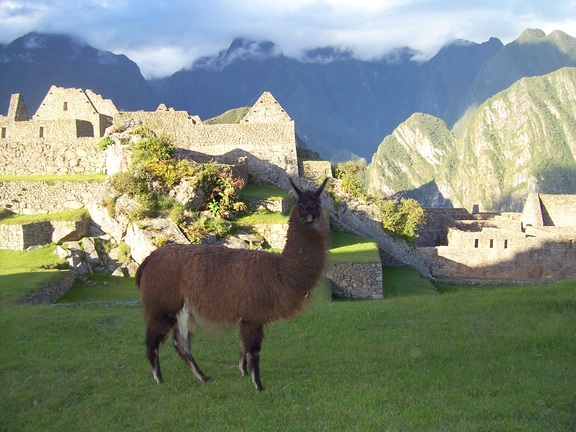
<box><xmin>97</xmin><ymin>137</ymin><xmax>114</xmax><ymax>151</ymax></box>
<box><xmin>198</xmin><ymin>161</ymin><xmax>245</xmax><ymax>218</ymax></box>
<box><xmin>182</xmin><ymin>214</ymin><xmax>232</xmax><ymax>243</ymax></box>
<box><xmin>376</xmin><ymin>197</ymin><xmax>426</xmax><ymax>243</ymax></box>
<box><xmin>109</xmin><ymin>171</ymin><xmax>149</xmax><ymax>197</ymax></box>
<box><xmin>334</xmin><ymin>161</ymin><xmax>367</xmax><ymax>198</ymax></box>
<box><xmin>117</xmin><ymin>242</ymin><xmax>131</xmax><ymax>264</ymax></box>
<box><xmin>132</xmin><ymin>133</ymin><xmax>175</xmax><ymax>163</ymax></box>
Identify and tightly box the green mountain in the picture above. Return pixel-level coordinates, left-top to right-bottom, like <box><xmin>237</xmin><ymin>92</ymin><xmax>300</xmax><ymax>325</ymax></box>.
<box><xmin>367</xmin><ymin>67</ymin><xmax>576</xmax><ymax>212</ymax></box>
<box><xmin>462</xmin><ymin>29</ymin><xmax>576</xmax><ymax>114</ymax></box>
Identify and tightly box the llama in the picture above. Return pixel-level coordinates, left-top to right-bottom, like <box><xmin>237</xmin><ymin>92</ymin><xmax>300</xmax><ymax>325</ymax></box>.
<box><xmin>136</xmin><ymin>177</ymin><xmax>329</xmax><ymax>390</ymax></box>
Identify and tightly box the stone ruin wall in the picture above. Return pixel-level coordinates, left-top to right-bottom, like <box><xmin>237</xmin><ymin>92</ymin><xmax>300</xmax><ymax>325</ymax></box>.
<box><xmin>114</xmin><ymin>109</ymin><xmax>298</xmax><ymax>185</ymax></box>
<box><xmin>0</xmin><ymin>180</ymin><xmax>104</xmax><ymax>214</ymax></box>
<box><xmin>0</xmin><ymin>87</ymin><xmax>298</xmax><ymax>184</ymax></box>
<box><xmin>418</xmin><ymin>210</ymin><xmax>576</xmax><ymax>281</ymax></box>
<box><xmin>419</xmin><ymin>236</ymin><xmax>576</xmax><ymax>281</ymax></box>
<box><xmin>326</xmin><ymin>262</ymin><xmax>383</xmax><ymax>299</ymax></box>
<box><xmin>0</xmin><ymin>136</ymin><xmax>106</xmax><ymax>175</ymax></box>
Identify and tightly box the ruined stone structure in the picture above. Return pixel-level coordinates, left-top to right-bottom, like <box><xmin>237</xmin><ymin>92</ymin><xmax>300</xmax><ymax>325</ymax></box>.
<box><xmin>113</xmin><ymin>91</ymin><xmax>298</xmax><ymax>185</ymax></box>
<box><xmin>0</xmin><ymin>180</ymin><xmax>103</xmax><ymax>214</ymax></box>
<box><xmin>3</xmin><ymin>86</ymin><xmax>576</xmax><ymax>284</ymax></box>
<box><xmin>0</xmin><ymin>87</ymin><xmax>115</xmax><ymax>175</ymax></box>
<box><xmin>0</xmin><ymin>87</ymin><xmax>298</xmax><ymax>185</ymax></box>
<box><xmin>418</xmin><ymin>193</ymin><xmax>576</xmax><ymax>281</ymax></box>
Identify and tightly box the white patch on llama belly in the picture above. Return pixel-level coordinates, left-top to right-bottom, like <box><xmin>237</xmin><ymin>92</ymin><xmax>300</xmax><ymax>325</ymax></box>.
<box><xmin>176</xmin><ymin>304</ymin><xmax>192</xmax><ymax>338</ymax></box>
<box><xmin>188</xmin><ymin>307</ymin><xmax>242</xmax><ymax>334</ymax></box>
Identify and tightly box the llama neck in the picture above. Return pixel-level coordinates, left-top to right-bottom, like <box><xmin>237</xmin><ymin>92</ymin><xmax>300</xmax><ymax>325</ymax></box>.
<box><xmin>280</xmin><ymin>206</ymin><xmax>329</xmax><ymax>290</ymax></box>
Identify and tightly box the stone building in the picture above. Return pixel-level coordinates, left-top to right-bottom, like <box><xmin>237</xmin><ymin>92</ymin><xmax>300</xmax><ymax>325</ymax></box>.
<box><xmin>0</xmin><ymin>86</ymin><xmax>117</xmax><ymax>175</ymax></box>
<box><xmin>113</xmin><ymin>91</ymin><xmax>298</xmax><ymax>185</ymax></box>
<box><xmin>418</xmin><ymin>194</ymin><xmax>576</xmax><ymax>281</ymax></box>
<box><xmin>0</xmin><ymin>87</ymin><xmax>298</xmax><ymax>185</ymax></box>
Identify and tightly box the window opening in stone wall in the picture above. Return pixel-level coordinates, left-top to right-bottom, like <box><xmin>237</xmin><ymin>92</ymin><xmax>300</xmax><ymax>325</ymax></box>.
<box><xmin>39</xmin><ymin>127</ymin><xmax>44</xmax><ymax>138</ymax></box>
<box><xmin>63</xmin><ymin>101</ymin><xmax>68</xmax><ymax>111</ymax></box>
<box><xmin>474</xmin><ymin>239</ymin><xmax>479</xmax><ymax>248</ymax></box>
<box><xmin>489</xmin><ymin>239</ymin><xmax>494</xmax><ymax>248</ymax></box>
<box><xmin>504</xmin><ymin>239</ymin><xmax>508</xmax><ymax>249</ymax></box>
<box><xmin>1</xmin><ymin>127</ymin><xmax>6</xmax><ymax>139</ymax></box>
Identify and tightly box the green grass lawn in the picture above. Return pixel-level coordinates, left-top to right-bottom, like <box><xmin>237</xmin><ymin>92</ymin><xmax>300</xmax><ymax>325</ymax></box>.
<box><xmin>0</xmin><ymin>245</ymin><xmax>68</xmax><ymax>303</ymax></box>
<box><xmin>239</xmin><ymin>183</ymin><xmax>292</xmax><ymax>201</ymax></box>
<box><xmin>1</xmin><ymin>248</ymin><xmax>575</xmax><ymax>431</ymax></box>
<box><xmin>329</xmin><ymin>231</ymin><xmax>380</xmax><ymax>263</ymax></box>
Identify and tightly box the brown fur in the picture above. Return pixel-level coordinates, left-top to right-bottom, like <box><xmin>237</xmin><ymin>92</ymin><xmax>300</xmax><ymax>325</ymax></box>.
<box><xmin>136</xmin><ymin>178</ymin><xmax>329</xmax><ymax>390</ymax></box>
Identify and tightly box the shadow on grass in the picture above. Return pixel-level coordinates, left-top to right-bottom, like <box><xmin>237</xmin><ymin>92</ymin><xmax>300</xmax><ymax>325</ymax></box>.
<box><xmin>0</xmin><ymin>271</ymin><xmax>65</xmax><ymax>304</ymax></box>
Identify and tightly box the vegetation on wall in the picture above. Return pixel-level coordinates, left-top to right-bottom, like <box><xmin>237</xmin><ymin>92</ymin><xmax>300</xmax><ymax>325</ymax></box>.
<box><xmin>334</xmin><ymin>160</ymin><xmax>367</xmax><ymax>198</ymax></box>
<box><xmin>333</xmin><ymin>160</ymin><xmax>426</xmax><ymax>243</ymax></box>
<box><xmin>108</xmin><ymin>126</ymin><xmax>245</xmax><ymax>243</ymax></box>
<box><xmin>376</xmin><ymin>197</ymin><xmax>426</xmax><ymax>243</ymax></box>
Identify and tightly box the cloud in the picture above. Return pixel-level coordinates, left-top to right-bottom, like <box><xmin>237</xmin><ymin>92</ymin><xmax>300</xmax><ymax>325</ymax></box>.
<box><xmin>0</xmin><ymin>0</ymin><xmax>575</xmax><ymax>77</ymax></box>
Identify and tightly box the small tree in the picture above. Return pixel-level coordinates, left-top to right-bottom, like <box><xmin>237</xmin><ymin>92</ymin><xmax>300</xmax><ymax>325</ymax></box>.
<box><xmin>334</xmin><ymin>161</ymin><xmax>367</xmax><ymax>199</ymax></box>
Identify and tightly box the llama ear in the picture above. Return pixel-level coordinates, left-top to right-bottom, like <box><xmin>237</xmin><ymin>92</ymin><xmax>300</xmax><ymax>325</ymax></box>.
<box><xmin>315</xmin><ymin>178</ymin><xmax>329</xmax><ymax>197</ymax></box>
<box><xmin>289</xmin><ymin>178</ymin><xmax>302</xmax><ymax>197</ymax></box>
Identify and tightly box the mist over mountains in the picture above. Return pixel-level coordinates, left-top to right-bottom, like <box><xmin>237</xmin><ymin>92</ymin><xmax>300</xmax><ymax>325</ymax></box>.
<box><xmin>2</xmin><ymin>29</ymin><xmax>575</xmax><ymax>161</ymax></box>
<box><xmin>0</xmin><ymin>32</ymin><xmax>158</xmax><ymax>115</ymax></box>
<box><xmin>149</xmin><ymin>35</ymin><xmax>506</xmax><ymax>161</ymax></box>
<box><xmin>2</xmin><ymin>29</ymin><xmax>576</xmax><ymax>211</ymax></box>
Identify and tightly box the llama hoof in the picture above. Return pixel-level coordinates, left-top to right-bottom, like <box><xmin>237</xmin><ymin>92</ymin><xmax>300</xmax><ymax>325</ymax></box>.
<box><xmin>152</xmin><ymin>371</ymin><xmax>163</xmax><ymax>385</ymax></box>
<box><xmin>200</xmin><ymin>375</ymin><xmax>211</xmax><ymax>383</ymax></box>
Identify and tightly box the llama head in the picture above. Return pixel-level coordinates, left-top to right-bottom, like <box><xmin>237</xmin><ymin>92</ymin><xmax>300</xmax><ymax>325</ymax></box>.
<box><xmin>289</xmin><ymin>178</ymin><xmax>329</xmax><ymax>225</ymax></box>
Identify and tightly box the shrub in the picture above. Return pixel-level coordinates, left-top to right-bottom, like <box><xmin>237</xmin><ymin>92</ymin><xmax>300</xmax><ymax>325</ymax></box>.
<box><xmin>334</xmin><ymin>161</ymin><xmax>367</xmax><ymax>198</ymax></box>
<box><xmin>140</xmin><ymin>157</ymin><xmax>199</xmax><ymax>189</ymax></box>
<box><xmin>154</xmin><ymin>236</ymin><xmax>169</xmax><ymax>248</ymax></box>
<box><xmin>97</xmin><ymin>137</ymin><xmax>114</xmax><ymax>151</ymax></box>
<box><xmin>110</xmin><ymin>171</ymin><xmax>149</xmax><ymax>197</ymax></box>
<box><xmin>376</xmin><ymin>197</ymin><xmax>426</xmax><ymax>243</ymax></box>
<box><xmin>103</xmin><ymin>197</ymin><xmax>117</xmax><ymax>218</ymax></box>
<box><xmin>181</xmin><ymin>214</ymin><xmax>232</xmax><ymax>244</ymax></box>
<box><xmin>118</xmin><ymin>242</ymin><xmax>131</xmax><ymax>264</ymax></box>
<box><xmin>132</xmin><ymin>133</ymin><xmax>175</xmax><ymax>163</ymax></box>
<box><xmin>198</xmin><ymin>162</ymin><xmax>245</xmax><ymax>218</ymax></box>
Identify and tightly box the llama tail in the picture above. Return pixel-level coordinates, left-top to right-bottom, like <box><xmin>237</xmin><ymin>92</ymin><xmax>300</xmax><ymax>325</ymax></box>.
<box><xmin>135</xmin><ymin>255</ymin><xmax>151</xmax><ymax>290</ymax></box>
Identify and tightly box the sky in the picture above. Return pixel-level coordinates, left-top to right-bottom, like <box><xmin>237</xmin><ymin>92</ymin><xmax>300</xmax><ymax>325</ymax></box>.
<box><xmin>1</xmin><ymin>0</ymin><xmax>575</xmax><ymax>79</ymax></box>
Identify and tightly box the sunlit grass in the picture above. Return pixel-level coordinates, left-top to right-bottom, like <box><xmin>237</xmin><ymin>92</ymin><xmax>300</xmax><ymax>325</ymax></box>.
<box><xmin>0</xmin><ymin>281</ymin><xmax>574</xmax><ymax>431</ymax></box>
<box><xmin>329</xmin><ymin>231</ymin><xmax>380</xmax><ymax>263</ymax></box>
<box><xmin>0</xmin><ymin>208</ymin><xmax>90</xmax><ymax>225</ymax></box>
<box><xmin>385</xmin><ymin>266</ymin><xmax>439</xmax><ymax>297</ymax></box>
<box><xmin>235</xmin><ymin>211</ymin><xmax>289</xmax><ymax>225</ymax></box>
<box><xmin>239</xmin><ymin>183</ymin><xmax>292</xmax><ymax>201</ymax></box>
<box><xmin>0</xmin><ymin>245</ymin><xmax>68</xmax><ymax>302</ymax></box>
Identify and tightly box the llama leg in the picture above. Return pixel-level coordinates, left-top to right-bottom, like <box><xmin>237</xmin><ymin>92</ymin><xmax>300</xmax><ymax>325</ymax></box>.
<box><xmin>173</xmin><ymin>307</ymin><xmax>211</xmax><ymax>383</ymax></box>
<box><xmin>238</xmin><ymin>351</ymin><xmax>248</xmax><ymax>377</ymax></box>
<box><xmin>239</xmin><ymin>321</ymin><xmax>265</xmax><ymax>391</ymax></box>
<box><xmin>146</xmin><ymin>328</ymin><xmax>167</xmax><ymax>385</ymax></box>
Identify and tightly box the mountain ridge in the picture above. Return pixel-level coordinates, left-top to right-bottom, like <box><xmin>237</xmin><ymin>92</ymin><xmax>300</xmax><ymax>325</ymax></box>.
<box><xmin>0</xmin><ymin>32</ymin><xmax>158</xmax><ymax>114</ymax></box>
<box><xmin>2</xmin><ymin>29</ymin><xmax>576</xmax><ymax>169</ymax></box>
<box><xmin>367</xmin><ymin>67</ymin><xmax>576</xmax><ymax>212</ymax></box>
